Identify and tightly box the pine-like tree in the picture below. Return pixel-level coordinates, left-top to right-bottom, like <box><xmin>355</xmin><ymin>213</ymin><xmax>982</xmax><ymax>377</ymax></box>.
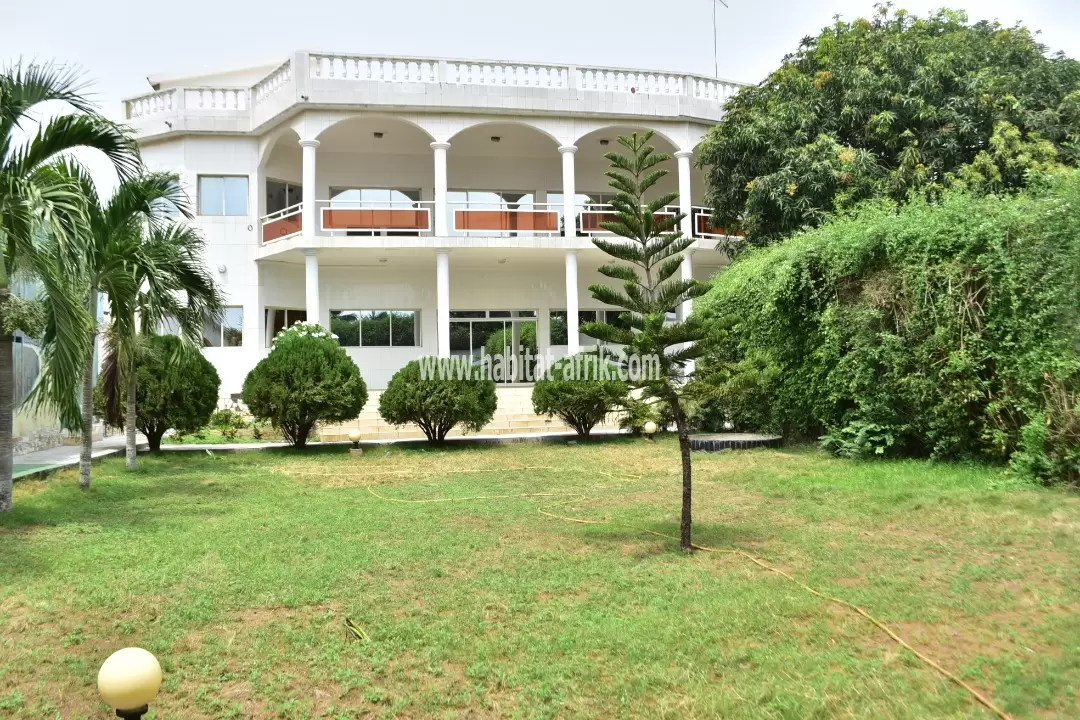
<box><xmin>581</xmin><ymin>131</ymin><xmax>711</xmax><ymax>551</ymax></box>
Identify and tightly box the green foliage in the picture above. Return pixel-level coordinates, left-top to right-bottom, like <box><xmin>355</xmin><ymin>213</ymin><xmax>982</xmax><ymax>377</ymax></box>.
<box><xmin>694</xmin><ymin>349</ymin><xmax>782</xmax><ymax>433</ymax></box>
<box><xmin>531</xmin><ymin>353</ymin><xmax>628</xmax><ymax>437</ymax></box>
<box><xmin>697</xmin><ymin>171</ymin><xmax>1080</xmax><ymax>482</ymax></box>
<box><xmin>378</xmin><ymin>358</ymin><xmax>497</xmax><ymax>443</ymax></box>
<box><xmin>209</xmin><ymin>407</ymin><xmax>247</xmax><ymax>441</ymax></box>
<box><xmin>1</xmin><ymin>296</ymin><xmax>45</xmax><ymax>338</ymax></box>
<box><xmin>241</xmin><ymin>323</ymin><xmax>368</xmax><ymax>448</ymax></box>
<box><xmin>698</xmin><ymin>6</ymin><xmax>1080</xmax><ymax>244</ymax></box>
<box><xmin>483</xmin><ymin>323</ymin><xmax>537</xmax><ymax>358</ymax></box>
<box><xmin>93</xmin><ymin>334</ymin><xmax>220</xmax><ymax>451</ymax></box>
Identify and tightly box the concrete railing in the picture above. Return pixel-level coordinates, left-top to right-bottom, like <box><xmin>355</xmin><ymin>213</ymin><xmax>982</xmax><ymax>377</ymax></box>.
<box><xmin>124</xmin><ymin>51</ymin><xmax>748</xmax><ymax>122</ymax></box>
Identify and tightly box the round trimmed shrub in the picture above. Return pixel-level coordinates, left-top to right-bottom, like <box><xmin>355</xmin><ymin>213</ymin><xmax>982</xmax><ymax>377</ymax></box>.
<box><xmin>94</xmin><ymin>334</ymin><xmax>220</xmax><ymax>451</ymax></box>
<box><xmin>532</xmin><ymin>353</ymin><xmax>628</xmax><ymax>438</ymax></box>
<box><xmin>379</xmin><ymin>358</ymin><xmax>497</xmax><ymax>443</ymax></box>
<box><xmin>241</xmin><ymin>323</ymin><xmax>368</xmax><ymax>448</ymax></box>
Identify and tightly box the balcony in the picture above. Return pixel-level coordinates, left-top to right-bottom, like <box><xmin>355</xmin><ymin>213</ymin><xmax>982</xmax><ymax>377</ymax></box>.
<box><xmin>122</xmin><ymin>51</ymin><xmax>748</xmax><ymax>139</ymax></box>
<box><xmin>259</xmin><ymin>202</ymin><xmax>741</xmax><ymax>245</ymax></box>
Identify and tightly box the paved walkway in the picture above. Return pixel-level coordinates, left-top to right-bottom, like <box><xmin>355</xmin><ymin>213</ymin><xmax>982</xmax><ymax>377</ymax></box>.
<box><xmin>12</xmin><ymin>434</ymin><xmax>137</xmax><ymax>479</ymax></box>
<box><xmin>12</xmin><ymin>427</ymin><xmax>626</xmax><ymax>480</ymax></box>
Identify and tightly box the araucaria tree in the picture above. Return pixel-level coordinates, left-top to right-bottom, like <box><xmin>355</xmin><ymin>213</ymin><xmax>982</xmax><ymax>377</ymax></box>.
<box><xmin>242</xmin><ymin>323</ymin><xmax>368</xmax><ymax>448</ymax></box>
<box><xmin>582</xmin><ymin>132</ymin><xmax>710</xmax><ymax>552</ymax></box>
<box><xmin>698</xmin><ymin>6</ymin><xmax>1080</xmax><ymax>244</ymax></box>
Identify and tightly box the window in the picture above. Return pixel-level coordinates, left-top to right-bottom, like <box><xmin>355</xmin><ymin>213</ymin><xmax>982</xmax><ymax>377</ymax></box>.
<box><xmin>549</xmin><ymin>309</ymin><xmax>628</xmax><ymax>345</ymax></box>
<box><xmin>265</xmin><ymin>308</ymin><xmax>307</xmax><ymax>346</ymax></box>
<box><xmin>266</xmin><ymin>180</ymin><xmax>302</xmax><ymax>215</ymax></box>
<box><xmin>330</xmin><ymin>187</ymin><xmax>421</xmax><ymax>206</ymax></box>
<box><xmin>330</xmin><ymin>310</ymin><xmax>419</xmax><ymax>347</ymax></box>
<box><xmin>199</xmin><ymin>176</ymin><xmax>248</xmax><ymax>216</ymax></box>
<box><xmin>203</xmin><ymin>307</ymin><xmax>244</xmax><ymax>347</ymax></box>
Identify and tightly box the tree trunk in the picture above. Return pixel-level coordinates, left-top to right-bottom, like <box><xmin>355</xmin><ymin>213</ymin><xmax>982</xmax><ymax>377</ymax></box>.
<box><xmin>78</xmin><ymin>292</ymin><xmax>98</xmax><ymax>490</ymax></box>
<box><xmin>0</xmin><ymin>329</ymin><xmax>13</xmax><ymax>513</ymax></box>
<box><xmin>674</xmin><ymin>405</ymin><xmax>693</xmax><ymax>553</ymax></box>
<box><xmin>125</xmin><ymin>367</ymin><xmax>137</xmax><ymax>469</ymax></box>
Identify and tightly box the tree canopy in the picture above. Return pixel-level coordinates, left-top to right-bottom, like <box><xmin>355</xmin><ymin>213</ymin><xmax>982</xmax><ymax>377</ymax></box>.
<box><xmin>698</xmin><ymin>5</ymin><xmax>1080</xmax><ymax>244</ymax></box>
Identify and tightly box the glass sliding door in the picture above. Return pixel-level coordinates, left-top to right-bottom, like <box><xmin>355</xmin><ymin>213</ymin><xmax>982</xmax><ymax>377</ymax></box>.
<box><xmin>448</xmin><ymin>310</ymin><xmax>537</xmax><ymax>382</ymax></box>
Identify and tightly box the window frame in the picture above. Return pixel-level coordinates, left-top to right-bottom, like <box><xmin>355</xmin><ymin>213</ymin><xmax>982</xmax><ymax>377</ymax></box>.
<box><xmin>198</xmin><ymin>175</ymin><xmax>250</xmax><ymax>217</ymax></box>
<box><xmin>203</xmin><ymin>305</ymin><xmax>244</xmax><ymax>348</ymax></box>
<box><xmin>329</xmin><ymin>309</ymin><xmax>421</xmax><ymax>348</ymax></box>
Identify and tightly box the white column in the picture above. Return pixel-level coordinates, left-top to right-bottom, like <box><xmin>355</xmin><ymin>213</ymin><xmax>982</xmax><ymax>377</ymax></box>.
<box><xmin>565</xmin><ymin>250</ymin><xmax>580</xmax><ymax>355</ymax></box>
<box><xmin>559</xmin><ymin>145</ymin><xmax>577</xmax><ymax>238</ymax></box>
<box><xmin>680</xmin><ymin>249</ymin><xmax>695</xmax><ymax>321</ymax></box>
<box><xmin>675</xmin><ymin>150</ymin><xmax>694</xmax><ymax>239</ymax></box>
<box><xmin>675</xmin><ymin>150</ymin><xmax>695</xmax><ymax>322</ymax></box>
<box><xmin>431</xmin><ymin>142</ymin><xmax>451</xmax><ymax>236</ymax></box>
<box><xmin>299</xmin><ymin>138</ymin><xmax>320</xmax><ymax>235</ymax></box>
<box><xmin>436</xmin><ymin>251</ymin><xmax>450</xmax><ymax>357</ymax></box>
<box><xmin>304</xmin><ymin>250</ymin><xmax>320</xmax><ymax>326</ymax></box>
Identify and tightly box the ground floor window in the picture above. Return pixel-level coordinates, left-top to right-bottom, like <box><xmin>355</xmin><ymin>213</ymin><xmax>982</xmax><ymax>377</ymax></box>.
<box><xmin>204</xmin><ymin>307</ymin><xmax>243</xmax><ymax>347</ymax></box>
<box><xmin>549</xmin><ymin>309</ymin><xmax>630</xmax><ymax>345</ymax></box>
<box><xmin>450</xmin><ymin>310</ymin><xmax>535</xmax><ymax>358</ymax></box>
<box><xmin>330</xmin><ymin>310</ymin><xmax>420</xmax><ymax>347</ymax></box>
<box><xmin>266</xmin><ymin>308</ymin><xmax>307</xmax><ymax>345</ymax></box>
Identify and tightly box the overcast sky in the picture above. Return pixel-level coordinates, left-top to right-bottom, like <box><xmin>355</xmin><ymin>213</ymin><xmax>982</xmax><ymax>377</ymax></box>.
<box><xmin>4</xmin><ymin>0</ymin><xmax>1079</xmax><ymax>190</ymax></box>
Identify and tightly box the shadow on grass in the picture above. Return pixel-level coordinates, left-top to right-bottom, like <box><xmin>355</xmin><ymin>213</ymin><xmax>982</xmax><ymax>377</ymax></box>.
<box><xmin>579</xmin><ymin>519</ymin><xmax>770</xmax><ymax>556</ymax></box>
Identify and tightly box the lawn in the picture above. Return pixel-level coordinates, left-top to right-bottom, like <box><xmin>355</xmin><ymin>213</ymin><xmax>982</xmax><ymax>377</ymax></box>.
<box><xmin>1</xmin><ymin>439</ymin><xmax>1077</xmax><ymax>719</ymax></box>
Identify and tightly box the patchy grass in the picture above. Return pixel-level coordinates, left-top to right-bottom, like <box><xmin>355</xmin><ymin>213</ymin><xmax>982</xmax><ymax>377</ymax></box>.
<box><xmin>0</xmin><ymin>439</ymin><xmax>1077</xmax><ymax>719</ymax></box>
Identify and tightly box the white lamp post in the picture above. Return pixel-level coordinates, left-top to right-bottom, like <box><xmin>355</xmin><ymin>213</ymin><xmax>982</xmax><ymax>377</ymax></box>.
<box><xmin>98</xmin><ymin>647</ymin><xmax>162</xmax><ymax>719</ymax></box>
<box><xmin>643</xmin><ymin>420</ymin><xmax>658</xmax><ymax>439</ymax></box>
<box><xmin>348</xmin><ymin>429</ymin><xmax>363</xmax><ymax>455</ymax></box>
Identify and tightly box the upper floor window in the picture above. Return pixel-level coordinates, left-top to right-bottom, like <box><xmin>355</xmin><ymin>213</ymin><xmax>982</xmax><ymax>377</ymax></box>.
<box><xmin>266</xmin><ymin>180</ymin><xmax>302</xmax><ymax>215</ymax></box>
<box><xmin>330</xmin><ymin>187</ymin><xmax>421</xmax><ymax>206</ymax></box>
<box><xmin>203</xmin><ymin>307</ymin><xmax>244</xmax><ymax>347</ymax></box>
<box><xmin>199</xmin><ymin>176</ymin><xmax>248</xmax><ymax>216</ymax></box>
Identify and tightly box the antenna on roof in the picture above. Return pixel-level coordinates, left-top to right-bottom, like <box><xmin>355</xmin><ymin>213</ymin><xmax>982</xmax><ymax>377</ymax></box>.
<box><xmin>711</xmin><ymin>0</ymin><xmax>729</xmax><ymax>78</ymax></box>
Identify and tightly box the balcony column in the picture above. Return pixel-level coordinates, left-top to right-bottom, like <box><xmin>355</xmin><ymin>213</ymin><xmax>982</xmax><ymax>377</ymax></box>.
<box><xmin>436</xmin><ymin>251</ymin><xmax>450</xmax><ymax>358</ymax></box>
<box><xmin>674</xmin><ymin>150</ymin><xmax>695</xmax><ymax>322</ymax></box>
<box><xmin>299</xmin><ymin>138</ymin><xmax>320</xmax><ymax>235</ymax></box>
<box><xmin>559</xmin><ymin>145</ymin><xmax>577</xmax><ymax>238</ymax></box>
<box><xmin>304</xmin><ymin>249</ymin><xmax>320</xmax><ymax>327</ymax></box>
<box><xmin>565</xmin><ymin>250</ymin><xmax>580</xmax><ymax>355</ymax></box>
<box><xmin>431</xmin><ymin>142</ymin><xmax>451</xmax><ymax>236</ymax></box>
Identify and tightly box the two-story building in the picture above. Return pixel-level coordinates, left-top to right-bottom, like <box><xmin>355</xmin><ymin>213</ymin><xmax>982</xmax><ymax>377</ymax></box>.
<box><xmin>124</xmin><ymin>51</ymin><xmax>744</xmax><ymax>432</ymax></box>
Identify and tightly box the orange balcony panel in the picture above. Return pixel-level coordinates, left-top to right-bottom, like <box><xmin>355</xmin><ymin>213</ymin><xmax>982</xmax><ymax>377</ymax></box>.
<box><xmin>455</xmin><ymin>210</ymin><xmax>559</xmax><ymax>232</ymax></box>
<box><xmin>323</xmin><ymin>208</ymin><xmax>429</xmax><ymax>231</ymax></box>
<box><xmin>581</xmin><ymin>212</ymin><xmax>618</xmax><ymax>233</ymax></box>
<box><xmin>695</xmin><ymin>213</ymin><xmax>743</xmax><ymax>237</ymax></box>
<box><xmin>263</xmin><ymin>214</ymin><xmax>302</xmax><ymax>242</ymax></box>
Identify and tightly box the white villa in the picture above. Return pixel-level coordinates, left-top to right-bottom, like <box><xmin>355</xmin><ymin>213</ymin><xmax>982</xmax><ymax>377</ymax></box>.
<box><xmin>125</xmin><ymin>52</ymin><xmax>744</xmax><ymax>435</ymax></box>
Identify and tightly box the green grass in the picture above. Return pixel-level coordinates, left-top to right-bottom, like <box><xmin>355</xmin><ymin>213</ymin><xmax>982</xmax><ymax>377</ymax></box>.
<box><xmin>1</xmin><ymin>439</ymin><xmax>1077</xmax><ymax>719</ymax></box>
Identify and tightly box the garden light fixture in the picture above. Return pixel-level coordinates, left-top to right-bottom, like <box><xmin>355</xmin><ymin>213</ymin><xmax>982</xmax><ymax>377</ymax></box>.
<box><xmin>643</xmin><ymin>420</ymin><xmax>657</xmax><ymax>439</ymax></box>
<box><xmin>97</xmin><ymin>647</ymin><xmax>162</xmax><ymax>719</ymax></box>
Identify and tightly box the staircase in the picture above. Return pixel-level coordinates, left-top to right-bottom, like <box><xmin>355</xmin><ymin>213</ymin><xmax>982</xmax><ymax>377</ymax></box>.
<box><xmin>321</xmin><ymin>386</ymin><xmax>618</xmax><ymax>442</ymax></box>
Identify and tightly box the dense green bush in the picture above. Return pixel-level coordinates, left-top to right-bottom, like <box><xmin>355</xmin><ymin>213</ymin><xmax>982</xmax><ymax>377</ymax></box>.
<box><xmin>696</xmin><ymin>171</ymin><xmax>1080</xmax><ymax>481</ymax></box>
<box><xmin>94</xmin><ymin>334</ymin><xmax>220</xmax><ymax>451</ymax></box>
<box><xmin>241</xmin><ymin>323</ymin><xmax>368</xmax><ymax>448</ymax></box>
<box><xmin>379</xmin><ymin>358</ymin><xmax>497</xmax><ymax>443</ymax></box>
<box><xmin>209</xmin><ymin>407</ymin><xmax>247</xmax><ymax>441</ymax></box>
<box><xmin>531</xmin><ymin>353</ymin><xmax>628</xmax><ymax>437</ymax></box>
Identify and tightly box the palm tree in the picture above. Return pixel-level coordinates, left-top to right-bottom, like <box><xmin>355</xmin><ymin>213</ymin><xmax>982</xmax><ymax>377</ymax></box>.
<box><xmin>0</xmin><ymin>61</ymin><xmax>139</xmax><ymax>512</ymax></box>
<box><xmin>59</xmin><ymin>164</ymin><xmax>193</xmax><ymax>488</ymax></box>
<box><xmin>98</xmin><ymin>220</ymin><xmax>224</xmax><ymax>469</ymax></box>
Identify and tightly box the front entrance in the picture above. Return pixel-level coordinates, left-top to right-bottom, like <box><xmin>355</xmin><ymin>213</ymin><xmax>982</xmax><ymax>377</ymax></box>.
<box><xmin>449</xmin><ymin>310</ymin><xmax>536</xmax><ymax>382</ymax></box>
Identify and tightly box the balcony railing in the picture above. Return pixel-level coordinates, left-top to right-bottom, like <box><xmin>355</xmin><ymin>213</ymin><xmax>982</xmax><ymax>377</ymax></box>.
<box><xmin>261</xmin><ymin>203</ymin><xmax>303</xmax><ymax>243</ymax></box>
<box><xmin>452</xmin><ymin>202</ymin><xmax>561</xmax><ymax>236</ymax></box>
<box><xmin>578</xmin><ymin>204</ymin><xmax>679</xmax><ymax>237</ymax></box>
<box><xmin>125</xmin><ymin>52</ymin><xmax>747</xmax><ymax>123</ymax></box>
<box><xmin>319</xmin><ymin>200</ymin><xmax>434</xmax><ymax>235</ymax></box>
<box><xmin>691</xmin><ymin>207</ymin><xmax>743</xmax><ymax>240</ymax></box>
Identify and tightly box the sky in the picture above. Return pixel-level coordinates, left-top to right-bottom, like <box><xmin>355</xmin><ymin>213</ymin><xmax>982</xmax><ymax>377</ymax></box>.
<box><xmin>4</xmin><ymin>0</ymin><xmax>1079</xmax><ymax>191</ymax></box>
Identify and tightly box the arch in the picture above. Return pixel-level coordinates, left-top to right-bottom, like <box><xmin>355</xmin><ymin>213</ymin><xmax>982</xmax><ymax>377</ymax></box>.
<box><xmin>258</xmin><ymin>125</ymin><xmax>300</xmax><ymax>170</ymax></box>
<box><xmin>446</xmin><ymin>118</ymin><xmax>562</xmax><ymax>148</ymax></box>
<box><xmin>314</xmin><ymin>113</ymin><xmax>436</xmax><ymax>145</ymax></box>
<box><xmin>571</xmin><ymin>123</ymin><xmax>680</xmax><ymax>152</ymax></box>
